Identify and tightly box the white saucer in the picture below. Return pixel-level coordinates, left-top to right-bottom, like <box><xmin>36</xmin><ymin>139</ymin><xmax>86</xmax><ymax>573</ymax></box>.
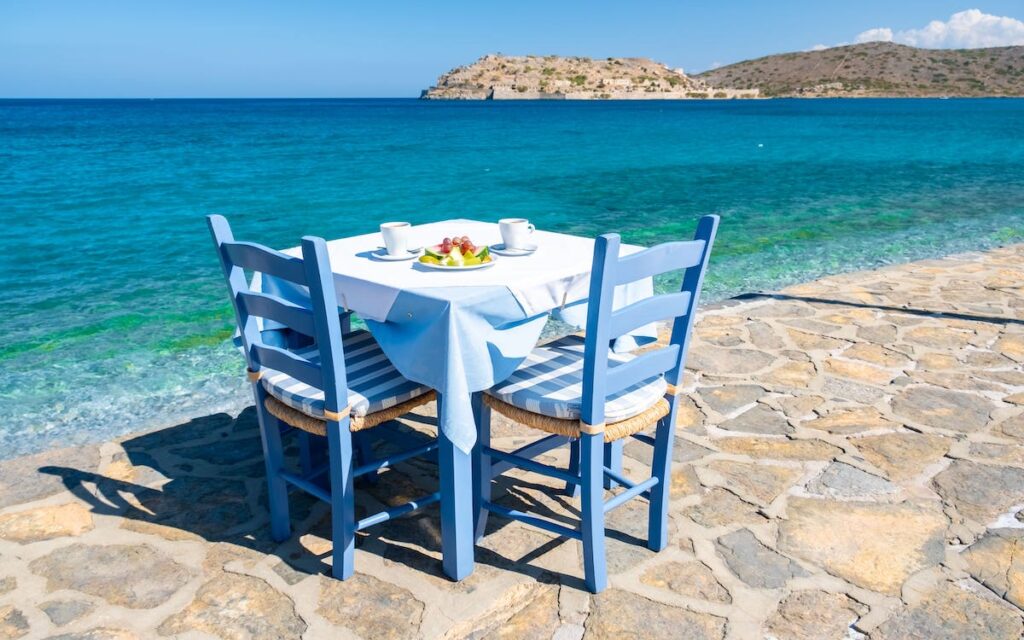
<box><xmin>491</xmin><ymin>243</ymin><xmax>537</xmax><ymax>256</ymax></box>
<box><xmin>371</xmin><ymin>247</ymin><xmax>423</xmax><ymax>261</ymax></box>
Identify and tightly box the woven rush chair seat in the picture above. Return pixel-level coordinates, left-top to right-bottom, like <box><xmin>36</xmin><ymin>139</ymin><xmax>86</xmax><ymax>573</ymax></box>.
<box><xmin>258</xmin><ymin>329</ymin><xmax>433</xmax><ymax>422</ymax></box>
<box><xmin>484</xmin><ymin>394</ymin><xmax>669</xmax><ymax>443</ymax></box>
<box><xmin>264</xmin><ymin>391</ymin><xmax>435</xmax><ymax>436</ymax></box>
<box><xmin>484</xmin><ymin>335</ymin><xmax>669</xmax><ymax>442</ymax></box>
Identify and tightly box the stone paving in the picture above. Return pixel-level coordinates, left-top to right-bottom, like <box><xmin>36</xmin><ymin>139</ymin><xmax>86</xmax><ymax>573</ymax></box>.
<box><xmin>1</xmin><ymin>245</ymin><xmax>1023</xmax><ymax>639</ymax></box>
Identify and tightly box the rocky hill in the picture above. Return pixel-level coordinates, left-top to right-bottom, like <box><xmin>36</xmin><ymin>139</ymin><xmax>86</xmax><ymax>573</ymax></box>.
<box><xmin>696</xmin><ymin>42</ymin><xmax>1024</xmax><ymax>97</ymax></box>
<box><xmin>422</xmin><ymin>54</ymin><xmax>759</xmax><ymax>100</ymax></box>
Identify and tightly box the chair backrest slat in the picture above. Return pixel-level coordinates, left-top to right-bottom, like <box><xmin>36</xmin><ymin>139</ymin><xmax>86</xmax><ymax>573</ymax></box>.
<box><xmin>613</xmin><ymin>240</ymin><xmax>706</xmax><ymax>286</ymax></box>
<box><xmin>237</xmin><ymin>291</ymin><xmax>317</xmax><ymax>338</ymax></box>
<box><xmin>604</xmin><ymin>346</ymin><xmax>680</xmax><ymax>397</ymax></box>
<box><xmin>208</xmin><ymin>214</ymin><xmax>349</xmax><ymax>419</ymax></box>
<box><xmin>252</xmin><ymin>344</ymin><xmax>325</xmax><ymax>389</ymax></box>
<box><xmin>222</xmin><ymin>241</ymin><xmax>308</xmax><ymax>284</ymax></box>
<box><xmin>579</xmin><ymin>215</ymin><xmax>719</xmax><ymax>427</ymax></box>
<box><xmin>607</xmin><ymin>291</ymin><xmax>691</xmax><ymax>340</ymax></box>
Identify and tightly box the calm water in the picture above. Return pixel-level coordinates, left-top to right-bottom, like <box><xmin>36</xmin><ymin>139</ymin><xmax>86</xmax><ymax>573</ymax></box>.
<box><xmin>2</xmin><ymin>98</ymin><xmax>1023</xmax><ymax>458</ymax></box>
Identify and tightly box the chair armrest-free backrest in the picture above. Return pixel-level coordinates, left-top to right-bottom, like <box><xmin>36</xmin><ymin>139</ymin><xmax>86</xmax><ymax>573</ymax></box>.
<box><xmin>580</xmin><ymin>215</ymin><xmax>719</xmax><ymax>427</ymax></box>
<box><xmin>206</xmin><ymin>214</ymin><xmax>349</xmax><ymax>418</ymax></box>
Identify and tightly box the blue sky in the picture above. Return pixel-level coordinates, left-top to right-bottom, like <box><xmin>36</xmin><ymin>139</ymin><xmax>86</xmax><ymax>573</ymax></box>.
<box><xmin>2</xmin><ymin>1</ymin><xmax>1023</xmax><ymax>97</ymax></box>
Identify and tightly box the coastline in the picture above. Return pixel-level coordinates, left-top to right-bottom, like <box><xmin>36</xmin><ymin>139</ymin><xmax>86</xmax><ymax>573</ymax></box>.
<box><xmin>0</xmin><ymin>241</ymin><xmax>1021</xmax><ymax>637</ymax></box>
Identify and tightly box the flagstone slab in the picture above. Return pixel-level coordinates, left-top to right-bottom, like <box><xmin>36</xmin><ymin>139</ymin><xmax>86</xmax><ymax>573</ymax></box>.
<box><xmin>997</xmin><ymin>413</ymin><xmax>1024</xmax><ymax>441</ymax></box>
<box><xmin>40</xmin><ymin>600</ymin><xmax>96</xmax><ymax>627</ymax></box>
<box><xmin>855</xmin><ymin>323</ymin><xmax>898</xmax><ymax>344</ymax></box>
<box><xmin>746</xmin><ymin>302</ymin><xmax>816</xmax><ymax>319</ymax></box>
<box><xmin>30</xmin><ymin>543</ymin><xmax>192</xmax><ymax>609</ymax></box>
<box><xmin>842</xmin><ymin>342</ymin><xmax>912</xmax><ymax>368</ymax></box>
<box><xmin>697</xmin><ymin>385</ymin><xmax>766</xmax><ymax>415</ymax></box>
<box><xmin>670</xmin><ymin>464</ymin><xmax>700</xmax><ymax>499</ymax></box>
<box><xmin>687</xmin><ymin>346</ymin><xmax>775</xmax><ymax>375</ymax></box>
<box><xmin>995</xmin><ymin>334</ymin><xmax>1024</xmax><ymax>362</ymax></box>
<box><xmin>317</xmin><ymin>573</ymin><xmax>424</xmax><ymax>640</ymax></box>
<box><xmin>684</xmin><ymin>488</ymin><xmax>767</xmax><ymax>528</ymax></box>
<box><xmin>126</xmin><ymin>476</ymin><xmax>256</xmax><ymax>539</ymax></box>
<box><xmin>962</xmin><ymin>529</ymin><xmax>1024</xmax><ymax>611</ymax></box>
<box><xmin>0</xmin><ymin>503</ymin><xmax>94</xmax><ymax>544</ymax></box>
<box><xmin>474</xmin><ymin>585</ymin><xmax>559</xmax><ymax>640</ymax></box>
<box><xmin>0</xmin><ymin>445</ymin><xmax>100</xmax><ymax>510</ymax></box>
<box><xmin>787</xmin><ymin>329</ymin><xmax>849</xmax><ymax>352</ymax></box>
<box><xmin>763</xmin><ymin>590</ymin><xmax>867</xmax><ymax>640</ymax></box>
<box><xmin>806</xmin><ymin>462</ymin><xmax>898</xmax><ymax>499</ymax></box>
<box><xmin>891</xmin><ymin>386</ymin><xmax>995</xmax><ymax>432</ymax></box>
<box><xmin>775</xmin><ymin>394</ymin><xmax>825</xmax><ymax>420</ymax></box>
<box><xmin>624</xmin><ymin>438</ymin><xmax>711</xmax><ymax>466</ymax></box>
<box><xmin>701</xmin><ymin>460</ymin><xmax>801</xmax><ymax>506</ymax></box>
<box><xmin>903</xmin><ymin>326</ymin><xmax>975</xmax><ymax>349</ymax></box>
<box><xmin>640</xmin><ymin>560</ymin><xmax>731</xmax><ymax>603</ymax></box>
<box><xmin>872</xmin><ymin>581</ymin><xmax>1023</xmax><ymax>640</ymax></box>
<box><xmin>823</xmin><ymin>357</ymin><xmax>896</xmax><ymax>385</ymax></box>
<box><xmin>586</xmin><ymin>589</ymin><xmax>726</xmax><ymax>640</ymax></box>
<box><xmin>747</xmin><ymin>320</ymin><xmax>785</xmax><ymax>350</ymax></box>
<box><xmin>801</xmin><ymin>406</ymin><xmax>898</xmax><ymax>435</ymax></box>
<box><xmin>0</xmin><ymin>606</ymin><xmax>29</xmax><ymax>640</ymax></box>
<box><xmin>932</xmin><ymin>460</ymin><xmax>1024</xmax><ymax>525</ymax></box>
<box><xmin>45</xmin><ymin>630</ymin><xmax>139</xmax><ymax>640</ymax></box>
<box><xmin>778</xmin><ymin>498</ymin><xmax>946</xmax><ymax>595</ymax></box>
<box><xmin>718</xmin><ymin>404</ymin><xmax>792</xmax><ymax>436</ymax></box>
<box><xmin>714</xmin><ymin>437</ymin><xmax>842</xmax><ymax>461</ymax></box>
<box><xmin>715</xmin><ymin>528</ymin><xmax>807</xmax><ymax>589</ymax></box>
<box><xmin>158</xmin><ymin>573</ymin><xmax>305</xmax><ymax>639</ymax></box>
<box><xmin>851</xmin><ymin>431</ymin><xmax>951</xmax><ymax>481</ymax></box>
<box><xmin>757</xmin><ymin>361</ymin><xmax>817</xmax><ymax>388</ymax></box>
<box><xmin>916</xmin><ymin>352</ymin><xmax>959</xmax><ymax>370</ymax></box>
<box><xmin>675</xmin><ymin>396</ymin><xmax>706</xmax><ymax>434</ymax></box>
<box><xmin>968</xmin><ymin>442</ymin><xmax>1024</xmax><ymax>465</ymax></box>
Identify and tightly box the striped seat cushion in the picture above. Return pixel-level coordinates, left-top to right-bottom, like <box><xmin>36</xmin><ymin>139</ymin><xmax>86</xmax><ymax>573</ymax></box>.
<box><xmin>260</xmin><ymin>330</ymin><xmax>431</xmax><ymax>420</ymax></box>
<box><xmin>486</xmin><ymin>335</ymin><xmax>667</xmax><ymax>423</ymax></box>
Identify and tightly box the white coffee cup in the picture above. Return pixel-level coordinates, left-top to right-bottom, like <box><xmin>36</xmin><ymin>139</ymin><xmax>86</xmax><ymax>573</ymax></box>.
<box><xmin>499</xmin><ymin>218</ymin><xmax>535</xmax><ymax>250</ymax></box>
<box><xmin>380</xmin><ymin>222</ymin><xmax>410</xmax><ymax>256</ymax></box>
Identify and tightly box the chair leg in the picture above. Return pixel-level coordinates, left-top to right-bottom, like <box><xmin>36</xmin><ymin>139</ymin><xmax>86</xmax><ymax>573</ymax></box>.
<box><xmin>580</xmin><ymin>432</ymin><xmax>607</xmax><ymax>593</ymax></box>
<box><xmin>564</xmin><ymin>438</ymin><xmax>581</xmax><ymax>497</ymax></box>
<box><xmin>326</xmin><ymin>418</ymin><xmax>356</xmax><ymax>580</ymax></box>
<box><xmin>255</xmin><ymin>388</ymin><xmax>291</xmax><ymax>542</ymax></box>
<box><xmin>647</xmin><ymin>415</ymin><xmax>676</xmax><ymax>551</ymax></box>
<box><xmin>472</xmin><ymin>393</ymin><xmax>491</xmax><ymax>541</ymax></box>
<box><xmin>603</xmin><ymin>440</ymin><xmax>624</xmax><ymax>489</ymax></box>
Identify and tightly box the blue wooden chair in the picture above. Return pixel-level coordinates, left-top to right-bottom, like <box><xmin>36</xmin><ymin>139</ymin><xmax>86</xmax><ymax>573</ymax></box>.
<box><xmin>473</xmin><ymin>215</ymin><xmax>718</xmax><ymax>592</ymax></box>
<box><xmin>207</xmin><ymin>214</ymin><xmax>440</xmax><ymax>580</ymax></box>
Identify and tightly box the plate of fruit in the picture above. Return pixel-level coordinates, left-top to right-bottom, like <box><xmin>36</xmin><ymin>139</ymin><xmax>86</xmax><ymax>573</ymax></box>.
<box><xmin>418</xmin><ymin>235</ymin><xmax>496</xmax><ymax>270</ymax></box>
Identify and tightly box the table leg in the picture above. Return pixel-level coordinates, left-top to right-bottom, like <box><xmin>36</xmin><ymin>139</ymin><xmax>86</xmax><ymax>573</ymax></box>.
<box><xmin>437</xmin><ymin>392</ymin><xmax>475</xmax><ymax>581</ymax></box>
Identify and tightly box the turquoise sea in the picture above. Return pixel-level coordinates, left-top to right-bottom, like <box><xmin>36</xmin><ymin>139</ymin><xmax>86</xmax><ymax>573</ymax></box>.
<box><xmin>2</xmin><ymin>98</ymin><xmax>1023</xmax><ymax>459</ymax></box>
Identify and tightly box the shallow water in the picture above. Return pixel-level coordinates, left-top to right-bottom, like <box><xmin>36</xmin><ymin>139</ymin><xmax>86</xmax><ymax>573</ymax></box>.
<box><xmin>2</xmin><ymin>98</ymin><xmax>1023</xmax><ymax>458</ymax></box>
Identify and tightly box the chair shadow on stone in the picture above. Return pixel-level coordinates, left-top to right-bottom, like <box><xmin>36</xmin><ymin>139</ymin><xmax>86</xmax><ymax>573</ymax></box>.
<box><xmin>37</xmin><ymin>405</ymin><xmax>580</xmax><ymax>587</ymax></box>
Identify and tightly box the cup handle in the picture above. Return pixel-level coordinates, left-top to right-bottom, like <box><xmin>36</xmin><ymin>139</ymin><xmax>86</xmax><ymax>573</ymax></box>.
<box><xmin>527</xmin><ymin>223</ymin><xmax>535</xmax><ymax>234</ymax></box>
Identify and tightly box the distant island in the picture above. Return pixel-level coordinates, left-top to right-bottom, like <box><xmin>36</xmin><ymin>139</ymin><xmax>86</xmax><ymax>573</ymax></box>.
<box><xmin>423</xmin><ymin>43</ymin><xmax>1024</xmax><ymax>100</ymax></box>
<box><xmin>421</xmin><ymin>55</ymin><xmax>758</xmax><ymax>100</ymax></box>
<box><xmin>697</xmin><ymin>42</ymin><xmax>1024</xmax><ymax>97</ymax></box>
